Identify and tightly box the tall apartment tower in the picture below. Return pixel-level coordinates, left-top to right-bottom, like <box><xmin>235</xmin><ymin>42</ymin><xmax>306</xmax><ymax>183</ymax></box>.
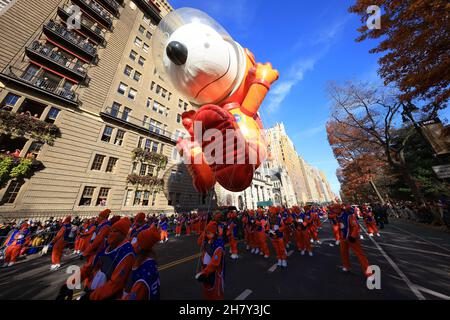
<box><xmin>266</xmin><ymin>123</ymin><xmax>309</xmax><ymax>205</ymax></box>
<box><xmin>0</xmin><ymin>0</ymin><xmax>213</xmax><ymax>220</ymax></box>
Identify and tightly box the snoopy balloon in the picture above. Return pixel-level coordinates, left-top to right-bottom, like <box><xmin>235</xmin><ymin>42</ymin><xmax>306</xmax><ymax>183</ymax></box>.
<box><xmin>152</xmin><ymin>8</ymin><xmax>279</xmax><ymax>194</ymax></box>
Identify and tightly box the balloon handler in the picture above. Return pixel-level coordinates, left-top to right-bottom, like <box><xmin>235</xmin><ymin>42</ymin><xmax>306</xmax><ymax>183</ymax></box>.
<box><xmin>151</xmin><ymin>8</ymin><xmax>279</xmax><ymax>194</ymax></box>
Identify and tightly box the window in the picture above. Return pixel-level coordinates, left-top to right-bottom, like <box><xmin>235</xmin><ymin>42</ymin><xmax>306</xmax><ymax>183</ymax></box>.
<box><xmin>46</xmin><ymin>107</ymin><xmax>60</xmax><ymax>123</ymax></box>
<box><xmin>138</xmin><ymin>137</ymin><xmax>144</xmax><ymax>148</ymax></box>
<box><xmin>150</xmin><ymin>81</ymin><xmax>156</xmax><ymax>91</ymax></box>
<box><xmin>147</xmin><ymin>165</ymin><xmax>155</xmax><ymax>176</ymax></box>
<box><xmin>177</xmin><ymin>114</ymin><xmax>182</xmax><ymax>123</ymax></box>
<box><xmin>146</xmin><ymin>31</ymin><xmax>152</xmax><ymax>39</ymax></box>
<box><xmin>143</xmin><ymin>116</ymin><xmax>148</xmax><ymax>127</ymax></box>
<box><xmin>142</xmin><ymin>191</ymin><xmax>150</xmax><ymax>206</ymax></box>
<box><xmin>27</xmin><ymin>141</ymin><xmax>43</xmax><ymax>158</ymax></box>
<box><xmin>133</xmin><ymin>71</ymin><xmax>141</xmax><ymax>82</ymax></box>
<box><xmin>129</xmin><ymin>50</ymin><xmax>137</xmax><ymax>61</ymax></box>
<box><xmin>91</xmin><ymin>154</ymin><xmax>105</xmax><ymax>170</ymax></box>
<box><xmin>152</xmin><ymin>141</ymin><xmax>159</xmax><ymax>153</ymax></box>
<box><xmin>79</xmin><ymin>186</ymin><xmax>95</xmax><ymax>206</ymax></box>
<box><xmin>3</xmin><ymin>180</ymin><xmax>25</xmax><ymax>204</ymax></box>
<box><xmin>96</xmin><ymin>187</ymin><xmax>110</xmax><ymax>206</ymax></box>
<box><xmin>111</xmin><ymin>102</ymin><xmax>120</xmax><ymax>117</ymax></box>
<box><xmin>121</xmin><ymin>108</ymin><xmax>131</xmax><ymax>122</ymax></box>
<box><xmin>131</xmin><ymin>162</ymin><xmax>138</xmax><ymax>174</ymax></box>
<box><xmin>118</xmin><ymin>82</ymin><xmax>127</xmax><ymax>95</ymax></box>
<box><xmin>144</xmin><ymin>138</ymin><xmax>151</xmax><ymax>151</ymax></box>
<box><xmin>152</xmin><ymin>191</ymin><xmax>157</xmax><ymax>206</ymax></box>
<box><xmin>2</xmin><ymin>93</ymin><xmax>20</xmax><ymax>107</ymax></box>
<box><xmin>140</xmin><ymin>164</ymin><xmax>147</xmax><ymax>176</ymax></box>
<box><xmin>113</xmin><ymin>129</ymin><xmax>124</xmax><ymax>146</ymax></box>
<box><xmin>134</xmin><ymin>191</ymin><xmax>142</xmax><ymax>205</ymax></box>
<box><xmin>125</xmin><ymin>190</ymin><xmax>133</xmax><ymax>206</ymax></box>
<box><xmin>106</xmin><ymin>157</ymin><xmax>118</xmax><ymax>173</ymax></box>
<box><xmin>138</xmin><ymin>56</ymin><xmax>145</xmax><ymax>66</ymax></box>
<box><xmin>138</xmin><ymin>25</ymin><xmax>145</xmax><ymax>34</ymax></box>
<box><xmin>134</xmin><ymin>37</ymin><xmax>142</xmax><ymax>47</ymax></box>
<box><xmin>124</xmin><ymin>65</ymin><xmax>133</xmax><ymax>77</ymax></box>
<box><xmin>128</xmin><ymin>88</ymin><xmax>137</xmax><ymax>100</ymax></box>
<box><xmin>146</xmin><ymin>97</ymin><xmax>152</xmax><ymax>108</ymax></box>
<box><xmin>101</xmin><ymin>126</ymin><xmax>113</xmax><ymax>142</ymax></box>
<box><xmin>152</xmin><ymin>100</ymin><xmax>159</xmax><ymax>112</ymax></box>
<box><xmin>143</xmin><ymin>43</ymin><xmax>149</xmax><ymax>53</ymax></box>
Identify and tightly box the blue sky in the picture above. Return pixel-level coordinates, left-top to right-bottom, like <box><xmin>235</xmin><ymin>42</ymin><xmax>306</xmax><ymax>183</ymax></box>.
<box><xmin>168</xmin><ymin>0</ymin><xmax>449</xmax><ymax>195</ymax></box>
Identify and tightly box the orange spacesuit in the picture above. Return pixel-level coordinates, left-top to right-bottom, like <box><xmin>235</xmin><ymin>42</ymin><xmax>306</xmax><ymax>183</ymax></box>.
<box><xmin>338</xmin><ymin>208</ymin><xmax>371</xmax><ymax>277</ymax></box>
<box><xmin>50</xmin><ymin>216</ymin><xmax>72</xmax><ymax>270</ymax></box>
<box><xmin>196</xmin><ymin>221</ymin><xmax>225</xmax><ymax>300</ymax></box>
<box><xmin>226</xmin><ymin>211</ymin><xmax>239</xmax><ymax>259</ymax></box>
<box><xmin>3</xmin><ymin>222</ymin><xmax>30</xmax><ymax>267</ymax></box>
<box><xmin>268</xmin><ymin>208</ymin><xmax>287</xmax><ymax>267</ymax></box>
<box><xmin>80</xmin><ymin>217</ymin><xmax>134</xmax><ymax>300</ymax></box>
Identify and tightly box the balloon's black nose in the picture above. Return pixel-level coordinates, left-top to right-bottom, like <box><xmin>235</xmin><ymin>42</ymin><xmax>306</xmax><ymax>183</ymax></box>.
<box><xmin>166</xmin><ymin>41</ymin><xmax>188</xmax><ymax>65</ymax></box>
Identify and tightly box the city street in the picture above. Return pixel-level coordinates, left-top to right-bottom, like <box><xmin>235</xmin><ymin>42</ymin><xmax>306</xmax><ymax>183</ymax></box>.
<box><xmin>1</xmin><ymin>218</ymin><xmax>449</xmax><ymax>300</ymax></box>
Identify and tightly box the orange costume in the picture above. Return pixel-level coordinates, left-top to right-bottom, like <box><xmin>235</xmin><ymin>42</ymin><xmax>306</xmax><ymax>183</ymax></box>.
<box><xmin>122</xmin><ymin>227</ymin><xmax>160</xmax><ymax>300</ymax></box>
<box><xmin>328</xmin><ymin>205</ymin><xmax>342</xmax><ymax>245</ymax></box>
<box><xmin>255</xmin><ymin>213</ymin><xmax>270</xmax><ymax>258</ymax></box>
<box><xmin>196</xmin><ymin>221</ymin><xmax>225</xmax><ymax>300</ymax></box>
<box><xmin>82</xmin><ymin>209</ymin><xmax>112</xmax><ymax>273</ymax></box>
<box><xmin>3</xmin><ymin>223</ymin><xmax>30</xmax><ymax>266</ymax></box>
<box><xmin>338</xmin><ymin>208</ymin><xmax>371</xmax><ymax>277</ymax></box>
<box><xmin>81</xmin><ymin>217</ymin><xmax>135</xmax><ymax>300</ymax></box>
<box><xmin>268</xmin><ymin>208</ymin><xmax>287</xmax><ymax>267</ymax></box>
<box><xmin>293</xmin><ymin>208</ymin><xmax>313</xmax><ymax>256</ymax></box>
<box><xmin>362</xmin><ymin>207</ymin><xmax>379</xmax><ymax>236</ymax></box>
<box><xmin>50</xmin><ymin>216</ymin><xmax>72</xmax><ymax>269</ymax></box>
<box><xmin>226</xmin><ymin>212</ymin><xmax>239</xmax><ymax>259</ymax></box>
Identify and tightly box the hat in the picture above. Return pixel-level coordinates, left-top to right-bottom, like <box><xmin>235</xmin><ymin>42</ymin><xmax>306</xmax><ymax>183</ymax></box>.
<box><xmin>63</xmin><ymin>216</ymin><xmax>71</xmax><ymax>224</ymax></box>
<box><xmin>99</xmin><ymin>209</ymin><xmax>111</xmax><ymax>220</ymax></box>
<box><xmin>205</xmin><ymin>221</ymin><xmax>218</xmax><ymax>234</ymax></box>
<box><xmin>137</xmin><ymin>228</ymin><xmax>160</xmax><ymax>251</ymax></box>
<box><xmin>111</xmin><ymin>217</ymin><xmax>131</xmax><ymax>236</ymax></box>
<box><xmin>213</xmin><ymin>212</ymin><xmax>223</xmax><ymax>222</ymax></box>
<box><xmin>135</xmin><ymin>212</ymin><xmax>146</xmax><ymax>224</ymax></box>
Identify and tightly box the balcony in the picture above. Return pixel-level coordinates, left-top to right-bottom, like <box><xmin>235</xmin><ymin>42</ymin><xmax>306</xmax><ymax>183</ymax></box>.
<box><xmin>97</xmin><ymin>0</ymin><xmax>121</xmax><ymax>17</ymax></box>
<box><xmin>132</xmin><ymin>0</ymin><xmax>161</xmax><ymax>23</ymax></box>
<box><xmin>0</xmin><ymin>66</ymin><xmax>79</xmax><ymax>106</ymax></box>
<box><xmin>72</xmin><ymin>0</ymin><xmax>113</xmax><ymax>29</ymax></box>
<box><xmin>25</xmin><ymin>41</ymin><xmax>89</xmax><ymax>83</ymax></box>
<box><xmin>101</xmin><ymin>106</ymin><xmax>176</xmax><ymax>144</ymax></box>
<box><xmin>43</xmin><ymin>20</ymin><xmax>98</xmax><ymax>62</ymax></box>
<box><xmin>58</xmin><ymin>5</ymin><xmax>106</xmax><ymax>46</ymax></box>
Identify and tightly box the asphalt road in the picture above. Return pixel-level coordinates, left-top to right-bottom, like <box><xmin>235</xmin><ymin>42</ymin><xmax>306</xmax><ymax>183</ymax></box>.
<box><xmin>0</xmin><ymin>218</ymin><xmax>449</xmax><ymax>300</ymax></box>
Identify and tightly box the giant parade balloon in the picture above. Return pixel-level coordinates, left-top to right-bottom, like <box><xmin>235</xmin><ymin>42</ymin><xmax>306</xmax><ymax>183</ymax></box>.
<box><xmin>152</xmin><ymin>8</ymin><xmax>279</xmax><ymax>194</ymax></box>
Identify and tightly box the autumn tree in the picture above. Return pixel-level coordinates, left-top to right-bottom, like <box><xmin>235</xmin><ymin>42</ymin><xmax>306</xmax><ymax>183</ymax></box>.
<box><xmin>326</xmin><ymin>81</ymin><xmax>427</xmax><ymax>205</ymax></box>
<box><xmin>349</xmin><ymin>0</ymin><xmax>450</xmax><ymax>113</ymax></box>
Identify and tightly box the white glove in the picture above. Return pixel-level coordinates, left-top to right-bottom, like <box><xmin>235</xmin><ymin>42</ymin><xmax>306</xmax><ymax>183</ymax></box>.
<box><xmin>195</xmin><ymin>272</ymin><xmax>203</xmax><ymax>280</ymax></box>
<box><xmin>298</xmin><ymin>219</ymin><xmax>303</xmax><ymax>223</ymax></box>
<box><xmin>274</xmin><ymin>225</ymin><xmax>279</xmax><ymax>231</ymax></box>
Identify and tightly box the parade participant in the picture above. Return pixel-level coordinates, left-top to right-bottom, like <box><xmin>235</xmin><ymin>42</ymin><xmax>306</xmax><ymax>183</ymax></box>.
<box><xmin>2</xmin><ymin>222</ymin><xmax>30</xmax><ymax>267</ymax></box>
<box><xmin>293</xmin><ymin>206</ymin><xmax>313</xmax><ymax>256</ymax></box>
<box><xmin>175</xmin><ymin>213</ymin><xmax>184</xmax><ymax>237</ymax></box>
<box><xmin>77</xmin><ymin>218</ymin><xmax>96</xmax><ymax>255</ymax></box>
<box><xmin>247</xmin><ymin>210</ymin><xmax>258</xmax><ymax>253</ymax></box>
<box><xmin>214</xmin><ymin>212</ymin><xmax>227</xmax><ymax>242</ymax></box>
<box><xmin>226</xmin><ymin>211</ymin><xmax>239</xmax><ymax>259</ymax></box>
<box><xmin>74</xmin><ymin>219</ymin><xmax>88</xmax><ymax>255</ymax></box>
<box><xmin>362</xmin><ymin>206</ymin><xmax>380</xmax><ymax>237</ymax></box>
<box><xmin>158</xmin><ymin>214</ymin><xmax>169</xmax><ymax>243</ymax></box>
<box><xmin>195</xmin><ymin>221</ymin><xmax>225</xmax><ymax>300</ymax></box>
<box><xmin>282</xmin><ymin>209</ymin><xmax>294</xmax><ymax>249</ymax></box>
<box><xmin>255</xmin><ymin>210</ymin><xmax>270</xmax><ymax>258</ymax></box>
<box><xmin>327</xmin><ymin>204</ymin><xmax>342</xmax><ymax>245</ymax></box>
<box><xmin>78</xmin><ymin>217</ymin><xmax>135</xmax><ymax>300</ymax></box>
<box><xmin>128</xmin><ymin>212</ymin><xmax>149</xmax><ymax>244</ymax></box>
<box><xmin>338</xmin><ymin>205</ymin><xmax>371</xmax><ymax>277</ymax></box>
<box><xmin>268</xmin><ymin>207</ymin><xmax>287</xmax><ymax>267</ymax></box>
<box><xmin>49</xmin><ymin>216</ymin><xmax>72</xmax><ymax>270</ymax></box>
<box><xmin>185</xmin><ymin>213</ymin><xmax>191</xmax><ymax>235</ymax></box>
<box><xmin>122</xmin><ymin>227</ymin><xmax>160</xmax><ymax>300</ymax></box>
<box><xmin>82</xmin><ymin>209</ymin><xmax>111</xmax><ymax>265</ymax></box>
<box><xmin>309</xmin><ymin>208</ymin><xmax>321</xmax><ymax>244</ymax></box>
